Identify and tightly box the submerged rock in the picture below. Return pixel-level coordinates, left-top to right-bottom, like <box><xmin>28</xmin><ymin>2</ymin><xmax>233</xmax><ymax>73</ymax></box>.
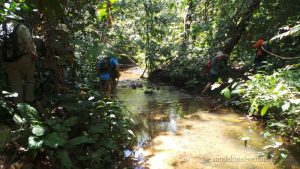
<box><xmin>129</xmin><ymin>81</ymin><xmax>143</xmax><ymax>89</ymax></box>
<box><xmin>144</xmin><ymin>90</ymin><xmax>154</xmax><ymax>95</ymax></box>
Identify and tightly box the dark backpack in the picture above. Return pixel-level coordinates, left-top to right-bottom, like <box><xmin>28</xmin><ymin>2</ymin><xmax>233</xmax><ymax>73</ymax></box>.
<box><xmin>1</xmin><ymin>23</ymin><xmax>23</xmax><ymax>62</ymax></box>
<box><xmin>99</xmin><ymin>57</ymin><xmax>117</xmax><ymax>76</ymax></box>
<box><xmin>99</xmin><ymin>57</ymin><xmax>111</xmax><ymax>72</ymax></box>
<box><xmin>204</xmin><ymin>59</ymin><xmax>212</xmax><ymax>73</ymax></box>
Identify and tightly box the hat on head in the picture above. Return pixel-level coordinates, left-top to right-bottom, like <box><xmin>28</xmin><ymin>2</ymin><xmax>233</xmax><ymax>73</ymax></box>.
<box><xmin>216</xmin><ymin>51</ymin><xmax>223</xmax><ymax>56</ymax></box>
<box><xmin>216</xmin><ymin>51</ymin><xmax>228</xmax><ymax>60</ymax></box>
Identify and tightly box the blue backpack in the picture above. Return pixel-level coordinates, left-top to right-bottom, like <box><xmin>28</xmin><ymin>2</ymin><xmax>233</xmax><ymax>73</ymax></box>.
<box><xmin>98</xmin><ymin>57</ymin><xmax>117</xmax><ymax>80</ymax></box>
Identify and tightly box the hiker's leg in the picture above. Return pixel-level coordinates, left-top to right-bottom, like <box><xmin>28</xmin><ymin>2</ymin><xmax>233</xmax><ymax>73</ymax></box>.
<box><xmin>106</xmin><ymin>80</ymin><xmax>112</xmax><ymax>98</ymax></box>
<box><xmin>254</xmin><ymin>56</ymin><xmax>264</xmax><ymax>70</ymax></box>
<box><xmin>201</xmin><ymin>82</ymin><xmax>212</xmax><ymax>94</ymax></box>
<box><xmin>21</xmin><ymin>56</ymin><xmax>36</xmax><ymax>103</ymax></box>
<box><xmin>101</xmin><ymin>80</ymin><xmax>111</xmax><ymax>98</ymax></box>
<box><xmin>100</xmin><ymin>80</ymin><xmax>106</xmax><ymax>97</ymax></box>
<box><xmin>5</xmin><ymin>61</ymin><xmax>23</xmax><ymax>103</ymax></box>
<box><xmin>110</xmin><ymin>78</ymin><xmax>117</xmax><ymax>95</ymax></box>
<box><xmin>254</xmin><ymin>61</ymin><xmax>263</xmax><ymax>71</ymax></box>
<box><xmin>201</xmin><ymin>73</ymin><xmax>217</xmax><ymax>94</ymax></box>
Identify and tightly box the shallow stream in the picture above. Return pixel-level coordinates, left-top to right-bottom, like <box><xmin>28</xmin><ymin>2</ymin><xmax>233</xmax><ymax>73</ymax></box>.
<box><xmin>117</xmin><ymin>68</ymin><xmax>299</xmax><ymax>169</ymax></box>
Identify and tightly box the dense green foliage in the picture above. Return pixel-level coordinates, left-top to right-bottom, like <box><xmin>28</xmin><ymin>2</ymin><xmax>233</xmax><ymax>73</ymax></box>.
<box><xmin>108</xmin><ymin>0</ymin><xmax>300</xmax><ymax>85</ymax></box>
<box><xmin>233</xmin><ymin>65</ymin><xmax>300</xmax><ymax>138</ymax></box>
<box><xmin>2</xmin><ymin>0</ymin><xmax>299</xmax><ymax>83</ymax></box>
<box><xmin>1</xmin><ymin>0</ymin><xmax>300</xmax><ymax>167</ymax></box>
<box><xmin>220</xmin><ymin>65</ymin><xmax>298</xmax><ymax>165</ymax></box>
<box><xmin>0</xmin><ymin>91</ymin><xmax>134</xmax><ymax>168</ymax></box>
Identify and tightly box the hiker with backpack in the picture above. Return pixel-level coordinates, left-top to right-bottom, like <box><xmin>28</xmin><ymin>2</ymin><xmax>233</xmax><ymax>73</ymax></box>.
<box><xmin>1</xmin><ymin>14</ymin><xmax>37</xmax><ymax>103</ymax></box>
<box><xmin>201</xmin><ymin>51</ymin><xmax>228</xmax><ymax>95</ymax></box>
<box><xmin>96</xmin><ymin>52</ymin><xmax>121</xmax><ymax>98</ymax></box>
<box><xmin>253</xmin><ymin>36</ymin><xmax>269</xmax><ymax>68</ymax></box>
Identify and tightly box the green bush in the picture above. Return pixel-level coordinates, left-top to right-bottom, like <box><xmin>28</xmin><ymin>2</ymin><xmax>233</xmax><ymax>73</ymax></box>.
<box><xmin>0</xmin><ymin>96</ymin><xmax>135</xmax><ymax>169</ymax></box>
<box><xmin>230</xmin><ymin>64</ymin><xmax>300</xmax><ymax>165</ymax></box>
<box><xmin>233</xmin><ymin>65</ymin><xmax>300</xmax><ymax>140</ymax></box>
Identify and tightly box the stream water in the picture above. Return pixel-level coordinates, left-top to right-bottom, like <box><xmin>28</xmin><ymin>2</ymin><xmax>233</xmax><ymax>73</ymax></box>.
<box><xmin>117</xmin><ymin>68</ymin><xmax>300</xmax><ymax>169</ymax></box>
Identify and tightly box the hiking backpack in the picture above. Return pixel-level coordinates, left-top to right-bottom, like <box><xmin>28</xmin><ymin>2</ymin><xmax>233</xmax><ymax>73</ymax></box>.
<box><xmin>99</xmin><ymin>57</ymin><xmax>111</xmax><ymax>72</ymax></box>
<box><xmin>1</xmin><ymin>23</ymin><xmax>22</xmax><ymax>62</ymax></box>
<box><xmin>99</xmin><ymin>57</ymin><xmax>118</xmax><ymax>76</ymax></box>
<box><xmin>204</xmin><ymin>59</ymin><xmax>212</xmax><ymax>73</ymax></box>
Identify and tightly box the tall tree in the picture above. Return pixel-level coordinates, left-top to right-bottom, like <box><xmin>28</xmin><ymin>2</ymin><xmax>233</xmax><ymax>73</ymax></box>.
<box><xmin>180</xmin><ymin>0</ymin><xmax>196</xmax><ymax>56</ymax></box>
<box><xmin>222</xmin><ymin>0</ymin><xmax>261</xmax><ymax>55</ymax></box>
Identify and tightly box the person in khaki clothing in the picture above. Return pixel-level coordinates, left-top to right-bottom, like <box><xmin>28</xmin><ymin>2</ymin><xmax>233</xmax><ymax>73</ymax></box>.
<box><xmin>3</xmin><ymin>15</ymin><xmax>37</xmax><ymax>103</ymax></box>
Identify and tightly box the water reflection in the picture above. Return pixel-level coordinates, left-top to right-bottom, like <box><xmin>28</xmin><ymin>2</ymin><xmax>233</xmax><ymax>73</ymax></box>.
<box><xmin>118</xmin><ymin>84</ymin><xmax>196</xmax><ymax>168</ymax></box>
<box><xmin>168</xmin><ymin>110</ymin><xmax>178</xmax><ymax>134</ymax></box>
<box><xmin>117</xmin><ymin>85</ymin><xmax>201</xmax><ymax>137</ymax></box>
<box><xmin>117</xmin><ymin>76</ymin><xmax>299</xmax><ymax>169</ymax></box>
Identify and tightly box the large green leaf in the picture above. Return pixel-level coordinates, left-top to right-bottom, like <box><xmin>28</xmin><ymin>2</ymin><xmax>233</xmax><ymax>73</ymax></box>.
<box><xmin>45</xmin><ymin>119</ymin><xmax>58</xmax><ymax>126</ymax></box>
<box><xmin>97</xmin><ymin>8</ymin><xmax>108</xmax><ymax>21</ymax></box>
<box><xmin>44</xmin><ymin>132</ymin><xmax>67</xmax><ymax>148</ymax></box>
<box><xmin>28</xmin><ymin>136</ymin><xmax>43</xmax><ymax>149</ymax></box>
<box><xmin>57</xmin><ymin>150</ymin><xmax>73</xmax><ymax>169</ymax></box>
<box><xmin>221</xmin><ymin>87</ymin><xmax>231</xmax><ymax>100</ymax></box>
<box><xmin>260</xmin><ymin>105</ymin><xmax>269</xmax><ymax>116</ymax></box>
<box><xmin>17</xmin><ymin>103</ymin><xmax>41</xmax><ymax>125</ymax></box>
<box><xmin>211</xmin><ymin>83</ymin><xmax>221</xmax><ymax>90</ymax></box>
<box><xmin>281</xmin><ymin>102</ymin><xmax>290</xmax><ymax>112</ymax></box>
<box><xmin>52</xmin><ymin>124</ymin><xmax>70</xmax><ymax>133</ymax></box>
<box><xmin>100</xmin><ymin>138</ymin><xmax>118</xmax><ymax>150</ymax></box>
<box><xmin>88</xmin><ymin>123</ymin><xmax>107</xmax><ymax>134</ymax></box>
<box><xmin>63</xmin><ymin>117</ymin><xmax>80</xmax><ymax>127</ymax></box>
<box><xmin>20</xmin><ymin>4</ymin><xmax>30</xmax><ymax>11</ymax></box>
<box><xmin>32</xmin><ymin>125</ymin><xmax>46</xmax><ymax>136</ymax></box>
<box><xmin>13</xmin><ymin>114</ymin><xmax>25</xmax><ymax>124</ymax></box>
<box><xmin>68</xmin><ymin>136</ymin><xmax>95</xmax><ymax>146</ymax></box>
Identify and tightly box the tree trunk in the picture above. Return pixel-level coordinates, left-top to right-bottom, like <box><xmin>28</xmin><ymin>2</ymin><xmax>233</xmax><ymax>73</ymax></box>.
<box><xmin>222</xmin><ymin>0</ymin><xmax>261</xmax><ymax>55</ymax></box>
<box><xmin>180</xmin><ymin>0</ymin><xmax>195</xmax><ymax>56</ymax></box>
<box><xmin>203</xmin><ymin>1</ymin><xmax>209</xmax><ymax>22</ymax></box>
<box><xmin>106</xmin><ymin>0</ymin><xmax>113</xmax><ymax>28</ymax></box>
<box><xmin>100</xmin><ymin>0</ymin><xmax>113</xmax><ymax>43</ymax></box>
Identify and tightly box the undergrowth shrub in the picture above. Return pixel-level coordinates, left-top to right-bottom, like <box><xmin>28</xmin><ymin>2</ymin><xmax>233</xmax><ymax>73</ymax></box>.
<box><xmin>0</xmin><ymin>93</ymin><xmax>135</xmax><ymax>169</ymax></box>
<box><xmin>229</xmin><ymin>64</ymin><xmax>300</xmax><ymax>165</ymax></box>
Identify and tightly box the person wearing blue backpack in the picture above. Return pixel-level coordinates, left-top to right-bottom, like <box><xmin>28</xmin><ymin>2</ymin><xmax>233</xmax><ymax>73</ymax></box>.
<box><xmin>96</xmin><ymin>52</ymin><xmax>120</xmax><ymax>98</ymax></box>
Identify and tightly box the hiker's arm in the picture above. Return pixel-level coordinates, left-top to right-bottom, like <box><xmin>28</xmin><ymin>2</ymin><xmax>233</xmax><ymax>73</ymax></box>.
<box><xmin>111</xmin><ymin>58</ymin><xmax>121</xmax><ymax>78</ymax></box>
